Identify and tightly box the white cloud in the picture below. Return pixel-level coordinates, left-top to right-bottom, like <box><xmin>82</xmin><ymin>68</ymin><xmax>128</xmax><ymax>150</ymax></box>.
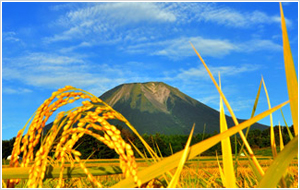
<box><xmin>45</xmin><ymin>2</ymin><xmax>176</xmax><ymax>43</ymax></box>
<box><xmin>239</xmin><ymin>39</ymin><xmax>282</xmax><ymax>52</ymax></box>
<box><xmin>171</xmin><ymin>64</ymin><xmax>261</xmax><ymax>81</ymax></box>
<box><xmin>3</xmin><ymin>32</ymin><xmax>21</xmax><ymax>42</ymax></box>
<box><xmin>125</xmin><ymin>36</ymin><xmax>238</xmax><ymax>59</ymax></box>
<box><xmin>2</xmin><ymin>52</ymin><xmax>153</xmax><ymax>96</ymax></box>
<box><xmin>2</xmin><ymin>87</ymin><xmax>32</xmax><ymax>94</ymax></box>
<box><xmin>125</xmin><ymin>36</ymin><xmax>282</xmax><ymax>59</ymax></box>
<box><xmin>174</xmin><ymin>3</ymin><xmax>293</xmax><ymax>28</ymax></box>
<box><xmin>44</xmin><ymin>2</ymin><xmax>293</xmax><ymax>45</ymax></box>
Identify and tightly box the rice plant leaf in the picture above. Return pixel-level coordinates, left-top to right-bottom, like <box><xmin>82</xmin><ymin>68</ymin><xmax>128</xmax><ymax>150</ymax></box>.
<box><xmin>262</xmin><ymin>77</ymin><xmax>277</xmax><ymax>158</ymax></box>
<box><xmin>155</xmin><ymin>142</ymin><xmax>164</xmax><ymax>159</ymax></box>
<box><xmin>238</xmin><ymin>78</ymin><xmax>263</xmax><ymax>157</ymax></box>
<box><xmin>190</xmin><ymin>42</ymin><xmax>264</xmax><ymax>176</ymax></box>
<box><xmin>167</xmin><ymin>125</ymin><xmax>194</xmax><ymax>188</ymax></box>
<box><xmin>257</xmin><ymin>136</ymin><xmax>298</xmax><ymax>188</ymax></box>
<box><xmin>216</xmin><ymin>152</ymin><xmax>226</xmax><ymax>187</ymax></box>
<box><xmin>242</xmin><ymin>148</ymin><xmax>263</xmax><ymax>182</ymax></box>
<box><xmin>112</xmin><ymin>100</ymin><xmax>289</xmax><ymax>188</ymax></box>
<box><xmin>169</xmin><ymin>143</ymin><xmax>174</xmax><ymax>155</ymax></box>
<box><xmin>279</xmin><ymin>2</ymin><xmax>298</xmax><ymax>136</ymax></box>
<box><xmin>280</xmin><ymin>108</ymin><xmax>293</xmax><ymax>140</ymax></box>
<box><xmin>219</xmin><ymin>74</ymin><xmax>236</xmax><ymax>188</ymax></box>
<box><xmin>278</xmin><ymin>122</ymin><xmax>285</xmax><ymax>151</ymax></box>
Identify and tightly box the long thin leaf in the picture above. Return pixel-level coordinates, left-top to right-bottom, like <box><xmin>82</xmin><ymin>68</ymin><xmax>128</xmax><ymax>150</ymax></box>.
<box><xmin>216</xmin><ymin>152</ymin><xmax>226</xmax><ymax>187</ymax></box>
<box><xmin>219</xmin><ymin>74</ymin><xmax>236</xmax><ymax>188</ymax></box>
<box><xmin>258</xmin><ymin>136</ymin><xmax>298</xmax><ymax>188</ymax></box>
<box><xmin>241</xmin><ymin>147</ymin><xmax>263</xmax><ymax>182</ymax></box>
<box><xmin>238</xmin><ymin>78</ymin><xmax>263</xmax><ymax>157</ymax></box>
<box><xmin>280</xmin><ymin>108</ymin><xmax>293</xmax><ymax>140</ymax></box>
<box><xmin>112</xmin><ymin>100</ymin><xmax>289</xmax><ymax>188</ymax></box>
<box><xmin>278</xmin><ymin>122</ymin><xmax>285</xmax><ymax>151</ymax></box>
<box><xmin>190</xmin><ymin>42</ymin><xmax>265</xmax><ymax>176</ymax></box>
<box><xmin>280</xmin><ymin>2</ymin><xmax>298</xmax><ymax>136</ymax></box>
<box><xmin>262</xmin><ymin>77</ymin><xmax>277</xmax><ymax>158</ymax></box>
<box><xmin>168</xmin><ymin>125</ymin><xmax>194</xmax><ymax>188</ymax></box>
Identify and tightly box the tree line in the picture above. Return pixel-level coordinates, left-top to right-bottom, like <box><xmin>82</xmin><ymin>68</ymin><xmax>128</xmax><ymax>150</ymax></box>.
<box><xmin>2</xmin><ymin>125</ymin><xmax>294</xmax><ymax>160</ymax></box>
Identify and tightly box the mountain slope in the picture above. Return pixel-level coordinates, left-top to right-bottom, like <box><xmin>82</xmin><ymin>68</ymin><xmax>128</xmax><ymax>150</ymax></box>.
<box><xmin>99</xmin><ymin>82</ymin><xmax>268</xmax><ymax>135</ymax></box>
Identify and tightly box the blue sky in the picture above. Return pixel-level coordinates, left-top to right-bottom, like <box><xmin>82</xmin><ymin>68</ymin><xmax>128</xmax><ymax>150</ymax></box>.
<box><xmin>1</xmin><ymin>2</ymin><xmax>298</xmax><ymax>140</ymax></box>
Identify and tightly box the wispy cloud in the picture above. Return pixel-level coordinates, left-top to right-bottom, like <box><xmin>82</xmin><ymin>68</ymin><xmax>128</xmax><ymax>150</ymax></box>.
<box><xmin>3</xmin><ymin>31</ymin><xmax>21</xmax><ymax>42</ymax></box>
<box><xmin>167</xmin><ymin>64</ymin><xmax>262</xmax><ymax>82</ymax></box>
<box><xmin>2</xmin><ymin>52</ymin><xmax>154</xmax><ymax>96</ymax></box>
<box><xmin>45</xmin><ymin>2</ymin><xmax>176</xmax><ymax>43</ymax></box>
<box><xmin>173</xmin><ymin>3</ymin><xmax>293</xmax><ymax>28</ymax></box>
<box><xmin>2</xmin><ymin>87</ymin><xmax>32</xmax><ymax>94</ymax></box>
<box><xmin>44</xmin><ymin>2</ymin><xmax>292</xmax><ymax>46</ymax></box>
<box><xmin>125</xmin><ymin>36</ymin><xmax>282</xmax><ymax>59</ymax></box>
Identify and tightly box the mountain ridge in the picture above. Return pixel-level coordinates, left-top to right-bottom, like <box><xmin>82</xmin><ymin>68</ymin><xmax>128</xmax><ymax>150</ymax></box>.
<box><xmin>99</xmin><ymin>82</ymin><xmax>268</xmax><ymax>135</ymax></box>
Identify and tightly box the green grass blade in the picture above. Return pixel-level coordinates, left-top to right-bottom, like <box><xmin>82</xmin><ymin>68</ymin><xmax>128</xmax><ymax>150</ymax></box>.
<box><xmin>112</xmin><ymin>100</ymin><xmax>289</xmax><ymax>188</ymax></box>
<box><xmin>168</xmin><ymin>125</ymin><xmax>194</xmax><ymax>188</ymax></box>
<box><xmin>257</xmin><ymin>136</ymin><xmax>298</xmax><ymax>188</ymax></box>
<box><xmin>169</xmin><ymin>143</ymin><xmax>174</xmax><ymax>155</ymax></box>
<box><xmin>280</xmin><ymin>108</ymin><xmax>294</xmax><ymax>140</ymax></box>
<box><xmin>279</xmin><ymin>2</ymin><xmax>298</xmax><ymax>136</ymax></box>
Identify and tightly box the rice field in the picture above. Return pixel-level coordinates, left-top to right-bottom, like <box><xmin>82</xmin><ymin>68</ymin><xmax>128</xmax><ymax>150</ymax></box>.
<box><xmin>2</xmin><ymin>3</ymin><xmax>298</xmax><ymax>188</ymax></box>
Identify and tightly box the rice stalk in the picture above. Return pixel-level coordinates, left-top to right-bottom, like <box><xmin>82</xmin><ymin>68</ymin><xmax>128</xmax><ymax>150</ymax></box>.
<box><xmin>6</xmin><ymin>86</ymin><xmax>142</xmax><ymax>188</ymax></box>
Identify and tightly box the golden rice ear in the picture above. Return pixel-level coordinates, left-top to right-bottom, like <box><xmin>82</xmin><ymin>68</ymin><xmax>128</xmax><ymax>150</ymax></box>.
<box><xmin>279</xmin><ymin>2</ymin><xmax>298</xmax><ymax>136</ymax></box>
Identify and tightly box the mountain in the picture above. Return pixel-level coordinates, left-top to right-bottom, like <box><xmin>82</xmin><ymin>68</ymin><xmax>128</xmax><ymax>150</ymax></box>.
<box><xmin>99</xmin><ymin>82</ymin><xmax>268</xmax><ymax>135</ymax></box>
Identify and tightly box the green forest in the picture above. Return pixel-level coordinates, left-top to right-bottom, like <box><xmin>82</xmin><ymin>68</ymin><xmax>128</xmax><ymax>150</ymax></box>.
<box><xmin>2</xmin><ymin>125</ymin><xmax>294</xmax><ymax>160</ymax></box>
